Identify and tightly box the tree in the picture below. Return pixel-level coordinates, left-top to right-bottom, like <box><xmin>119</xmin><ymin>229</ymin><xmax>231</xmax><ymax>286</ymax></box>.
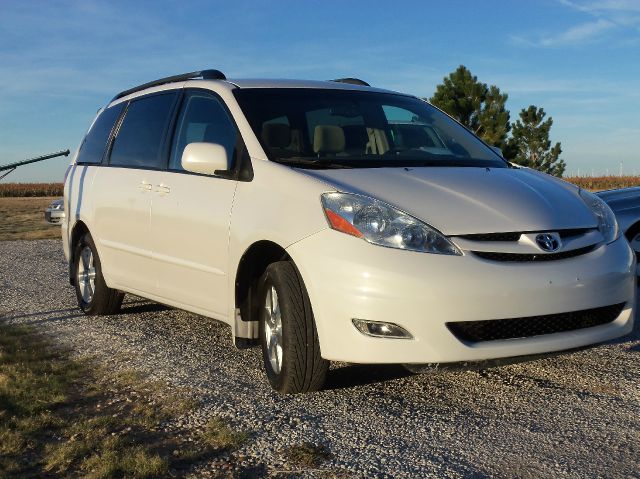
<box><xmin>429</xmin><ymin>65</ymin><xmax>510</xmax><ymax>149</ymax></box>
<box><xmin>508</xmin><ymin>105</ymin><xmax>565</xmax><ymax>177</ymax></box>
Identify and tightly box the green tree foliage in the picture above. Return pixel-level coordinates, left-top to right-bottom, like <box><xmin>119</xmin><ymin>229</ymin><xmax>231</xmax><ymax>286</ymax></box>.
<box><xmin>508</xmin><ymin>105</ymin><xmax>565</xmax><ymax>177</ymax></box>
<box><xmin>478</xmin><ymin>85</ymin><xmax>510</xmax><ymax>148</ymax></box>
<box><xmin>429</xmin><ymin>65</ymin><xmax>510</xmax><ymax>149</ymax></box>
<box><xmin>429</xmin><ymin>65</ymin><xmax>565</xmax><ymax>177</ymax></box>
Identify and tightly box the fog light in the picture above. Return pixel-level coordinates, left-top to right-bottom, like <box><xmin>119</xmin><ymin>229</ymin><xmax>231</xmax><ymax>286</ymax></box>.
<box><xmin>352</xmin><ymin>319</ymin><xmax>413</xmax><ymax>339</ymax></box>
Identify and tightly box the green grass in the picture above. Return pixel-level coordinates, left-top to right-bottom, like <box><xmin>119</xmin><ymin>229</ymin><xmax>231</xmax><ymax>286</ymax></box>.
<box><xmin>0</xmin><ymin>322</ymin><xmax>248</xmax><ymax>478</ymax></box>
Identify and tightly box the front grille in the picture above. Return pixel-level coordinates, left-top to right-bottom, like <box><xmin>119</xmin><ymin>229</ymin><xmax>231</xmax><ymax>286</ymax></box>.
<box><xmin>458</xmin><ymin>228</ymin><xmax>593</xmax><ymax>242</ymax></box>
<box><xmin>446</xmin><ymin>303</ymin><xmax>625</xmax><ymax>343</ymax></box>
<box><xmin>559</xmin><ymin>228</ymin><xmax>592</xmax><ymax>238</ymax></box>
<box><xmin>472</xmin><ymin>244</ymin><xmax>596</xmax><ymax>262</ymax></box>
<box><xmin>458</xmin><ymin>232</ymin><xmax>522</xmax><ymax>241</ymax></box>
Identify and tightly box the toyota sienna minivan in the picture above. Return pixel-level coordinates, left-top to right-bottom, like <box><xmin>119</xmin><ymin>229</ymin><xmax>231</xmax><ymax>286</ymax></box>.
<box><xmin>63</xmin><ymin>69</ymin><xmax>635</xmax><ymax>393</ymax></box>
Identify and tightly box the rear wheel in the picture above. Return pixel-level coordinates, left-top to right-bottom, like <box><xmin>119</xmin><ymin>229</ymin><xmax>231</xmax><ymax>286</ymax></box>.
<box><xmin>73</xmin><ymin>232</ymin><xmax>123</xmax><ymax>315</ymax></box>
<box><xmin>259</xmin><ymin>261</ymin><xmax>328</xmax><ymax>394</ymax></box>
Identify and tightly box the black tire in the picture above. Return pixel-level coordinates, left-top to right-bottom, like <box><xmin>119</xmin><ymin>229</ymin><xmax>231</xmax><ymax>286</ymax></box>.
<box><xmin>258</xmin><ymin>261</ymin><xmax>329</xmax><ymax>394</ymax></box>
<box><xmin>73</xmin><ymin>232</ymin><xmax>123</xmax><ymax>315</ymax></box>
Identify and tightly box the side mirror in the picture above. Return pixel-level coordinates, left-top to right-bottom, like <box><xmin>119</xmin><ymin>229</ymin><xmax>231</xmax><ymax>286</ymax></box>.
<box><xmin>181</xmin><ymin>142</ymin><xmax>229</xmax><ymax>176</ymax></box>
<box><xmin>490</xmin><ymin>146</ymin><xmax>504</xmax><ymax>158</ymax></box>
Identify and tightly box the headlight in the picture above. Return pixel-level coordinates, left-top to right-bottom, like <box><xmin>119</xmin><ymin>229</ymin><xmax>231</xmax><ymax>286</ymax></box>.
<box><xmin>321</xmin><ymin>192</ymin><xmax>461</xmax><ymax>255</ymax></box>
<box><xmin>579</xmin><ymin>189</ymin><xmax>618</xmax><ymax>243</ymax></box>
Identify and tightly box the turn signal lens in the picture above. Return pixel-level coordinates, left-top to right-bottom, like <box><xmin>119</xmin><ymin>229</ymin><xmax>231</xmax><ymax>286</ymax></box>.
<box><xmin>324</xmin><ymin>209</ymin><xmax>363</xmax><ymax>238</ymax></box>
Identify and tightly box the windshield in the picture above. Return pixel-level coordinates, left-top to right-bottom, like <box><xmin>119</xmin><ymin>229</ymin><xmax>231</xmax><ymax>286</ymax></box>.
<box><xmin>234</xmin><ymin>88</ymin><xmax>507</xmax><ymax>169</ymax></box>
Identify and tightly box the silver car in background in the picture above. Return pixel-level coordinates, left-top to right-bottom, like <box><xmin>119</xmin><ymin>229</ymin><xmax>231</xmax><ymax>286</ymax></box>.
<box><xmin>44</xmin><ymin>198</ymin><xmax>65</xmax><ymax>225</ymax></box>
<box><xmin>597</xmin><ymin>187</ymin><xmax>640</xmax><ymax>275</ymax></box>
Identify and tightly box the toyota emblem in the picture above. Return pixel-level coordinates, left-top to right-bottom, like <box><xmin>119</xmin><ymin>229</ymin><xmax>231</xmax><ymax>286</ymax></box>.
<box><xmin>535</xmin><ymin>233</ymin><xmax>561</xmax><ymax>252</ymax></box>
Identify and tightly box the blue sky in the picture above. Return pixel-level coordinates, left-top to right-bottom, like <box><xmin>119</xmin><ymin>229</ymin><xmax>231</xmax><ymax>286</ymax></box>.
<box><xmin>1</xmin><ymin>0</ymin><xmax>639</xmax><ymax>181</ymax></box>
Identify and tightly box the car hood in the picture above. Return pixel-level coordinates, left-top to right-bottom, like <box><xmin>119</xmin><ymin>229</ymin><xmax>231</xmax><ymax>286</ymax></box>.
<box><xmin>299</xmin><ymin>166</ymin><xmax>597</xmax><ymax>235</ymax></box>
<box><xmin>596</xmin><ymin>187</ymin><xmax>640</xmax><ymax>232</ymax></box>
<box><xmin>596</xmin><ymin>186</ymin><xmax>640</xmax><ymax>211</ymax></box>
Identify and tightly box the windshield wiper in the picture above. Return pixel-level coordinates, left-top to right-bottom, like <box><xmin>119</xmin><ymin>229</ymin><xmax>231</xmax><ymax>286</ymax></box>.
<box><xmin>271</xmin><ymin>157</ymin><xmax>353</xmax><ymax>169</ymax></box>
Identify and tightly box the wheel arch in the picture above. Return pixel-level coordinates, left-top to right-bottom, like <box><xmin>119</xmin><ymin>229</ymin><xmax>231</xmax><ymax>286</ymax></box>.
<box><xmin>68</xmin><ymin>220</ymin><xmax>91</xmax><ymax>285</ymax></box>
<box><xmin>624</xmin><ymin>220</ymin><xmax>640</xmax><ymax>242</ymax></box>
<box><xmin>234</xmin><ymin>240</ymin><xmax>292</xmax><ymax>342</ymax></box>
<box><xmin>624</xmin><ymin>221</ymin><xmax>640</xmax><ymax>270</ymax></box>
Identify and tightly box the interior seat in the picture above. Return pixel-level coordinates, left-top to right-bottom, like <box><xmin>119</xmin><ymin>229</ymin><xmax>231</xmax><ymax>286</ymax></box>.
<box><xmin>313</xmin><ymin>125</ymin><xmax>345</xmax><ymax>156</ymax></box>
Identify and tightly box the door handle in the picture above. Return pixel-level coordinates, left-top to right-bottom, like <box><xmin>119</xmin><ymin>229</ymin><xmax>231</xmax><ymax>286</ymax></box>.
<box><xmin>138</xmin><ymin>181</ymin><xmax>152</xmax><ymax>192</ymax></box>
<box><xmin>155</xmin><ymin>184</ymin><xmax>171</xmax><ymax>194</ymax></box>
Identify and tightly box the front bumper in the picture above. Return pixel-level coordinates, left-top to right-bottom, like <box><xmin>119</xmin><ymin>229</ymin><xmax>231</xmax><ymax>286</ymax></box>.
<box><xmin>45</xmin><ymin>209</ymin><xmax>65</xmax><ymax>225</ymax></box>
<box><xmin>287</xmin><ymin>230</ymin><xmax>635</xmax><ymax>364</ymax></box>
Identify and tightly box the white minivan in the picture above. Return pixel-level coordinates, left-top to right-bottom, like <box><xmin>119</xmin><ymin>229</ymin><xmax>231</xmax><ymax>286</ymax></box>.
<box><xmin>63</xmin><ymin>70</ymin><xmax>635</xmax><ymax>394</ymax></box>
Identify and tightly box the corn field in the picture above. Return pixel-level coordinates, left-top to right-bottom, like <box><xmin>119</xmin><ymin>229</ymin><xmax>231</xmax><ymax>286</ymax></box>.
<box><xmin>563</xmin><ymin>176</ymin><xmax>640</xmax><ymax>192</ymax></box>
<box><xmin>0</xmin><ymin>183</ymin><xmax>64</xmax><ymax>197</ymax></box>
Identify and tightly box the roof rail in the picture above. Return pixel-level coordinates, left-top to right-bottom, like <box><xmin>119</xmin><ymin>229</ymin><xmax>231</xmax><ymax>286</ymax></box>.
<box><xmin>111</xmin><ymin>69</ymin><xmax>227</xmax><ymax>102</ymax></box>
<box><xmin>330</xmin><ymin>78</ymin><xmax>370</xmax><ymax>87</ymax></box>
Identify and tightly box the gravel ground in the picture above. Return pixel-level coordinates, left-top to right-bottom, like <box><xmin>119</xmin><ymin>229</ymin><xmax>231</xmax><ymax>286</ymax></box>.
<box><xmin>1</xmin><ymin>239</ymin><xmax>639</xmax><ymax>478</ymax></box>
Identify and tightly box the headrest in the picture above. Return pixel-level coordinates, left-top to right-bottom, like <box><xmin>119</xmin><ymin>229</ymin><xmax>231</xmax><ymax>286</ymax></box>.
<box><xmin>261</xmin><ymin>123</ymin><xmax>291</xmax><ymax>148</ymax></box>
<box><xmin>313</xmin><ymin>125</ymin><xmax>345</xmax><ymax>154</ymax></box>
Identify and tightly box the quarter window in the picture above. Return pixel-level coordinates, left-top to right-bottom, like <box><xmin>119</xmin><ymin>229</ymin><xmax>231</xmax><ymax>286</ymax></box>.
<box><xmin>170</xmin><ymin>92</ymin><xmax>238</xmax><ymax>171</ymax></box>
<box><xmin>76</xmin><ymin>103</ymin><xmax>124</xmax><ymax>165</ymax></box>
<box><xmin>110</xmin><ymin>92</ymin><xmax>177</xmax><ymax>169</ymax></box>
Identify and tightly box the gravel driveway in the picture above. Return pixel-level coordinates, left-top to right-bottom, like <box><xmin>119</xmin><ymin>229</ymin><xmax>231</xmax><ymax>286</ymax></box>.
<box><xmin>1</xmin><ymin>239</ymin><xmax>638</xmax><ymax>478</ymax></box>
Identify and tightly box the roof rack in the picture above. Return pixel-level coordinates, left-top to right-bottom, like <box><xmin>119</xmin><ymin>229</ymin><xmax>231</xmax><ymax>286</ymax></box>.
<box><xmin>111</xmin><ymin>69</ymin><xmax>227</xmax><ymax>102</ymax></box>
<box><xmin>330</xmin><ymin>78</ymin><xmax>370</xmax><ymax>87</ymax></box>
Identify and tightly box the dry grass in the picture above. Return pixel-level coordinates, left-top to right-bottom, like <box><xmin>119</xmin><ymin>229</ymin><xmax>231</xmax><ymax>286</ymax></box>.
<box><xmin>0</xmin><ymin>197</ymin><xmax>60</xmax><ymax>241</ymax></box>
<box><xmin>283</xmin><ymin>442</ymin><xmax>332</xmax><ymax>468</ymax></box>
<box><xmin>0</xmin><ymin>322</ymin><xmax>248</xmax><ymax>478</ymax></box>
<box><xmin>201</xmin><ymin>418</ymin><xmax>248</xmax><ymax>451</ymax></box>
<box><xmin>563</xmin><ymin>175</ymin><xmax>640</xmax><ymax>191</ymax></box>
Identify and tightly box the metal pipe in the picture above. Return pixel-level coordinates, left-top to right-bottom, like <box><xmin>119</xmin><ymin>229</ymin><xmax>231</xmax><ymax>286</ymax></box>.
<box><xmin>0</xmin><ymin>150</ymin><xmax>70</xmax><ymax>179</ymax></box>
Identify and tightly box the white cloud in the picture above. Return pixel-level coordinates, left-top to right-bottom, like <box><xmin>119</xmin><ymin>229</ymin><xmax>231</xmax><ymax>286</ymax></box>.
<box><xmin>559</xmin><ymin>0</ymin><xmax>640</xmax><ymax>14</ymax></box>
<box><xmin>512</xmin><ymin>0</ymin><xmax>640</xmax><ymax>47</ymax></box>
<box><xmin>539</xmin><ymin>18</ymin><xmax>615</xmax><ymax>46</ymax></box>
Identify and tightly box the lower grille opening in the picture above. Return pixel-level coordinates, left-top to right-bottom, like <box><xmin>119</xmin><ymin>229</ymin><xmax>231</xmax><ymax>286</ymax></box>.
<box><xmin>446</xmin><ymin>303</ymin><xmax>625</xmax><ymax>343</ymax></box>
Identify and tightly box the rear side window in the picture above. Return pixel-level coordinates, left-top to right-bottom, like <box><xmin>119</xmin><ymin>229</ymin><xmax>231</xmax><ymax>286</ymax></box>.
<box><xmin>169</xmin><ymin>92</ymin><xmax>238</xmax><ymax>171</ymax></box>
<box><xmin>110</xmin><ymin>92</ymin><xmax>177</xmax><ymax>169</ymax></box>
<box><xmin>76</xmin><ymin>103</ymin><xmax>124</xmax><ymax>165</ymax></box>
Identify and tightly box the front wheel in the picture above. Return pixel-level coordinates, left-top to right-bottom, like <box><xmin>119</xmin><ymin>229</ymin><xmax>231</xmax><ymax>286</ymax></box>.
<box><xmin>73</xmin><ymin>232</ymin><xmax>123</xmax><ymax>315</ymax></box>
<box><xmin>259</xmin><ymin>261</ymin><xmax>329</xmax><ymax>394</ymax></box>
